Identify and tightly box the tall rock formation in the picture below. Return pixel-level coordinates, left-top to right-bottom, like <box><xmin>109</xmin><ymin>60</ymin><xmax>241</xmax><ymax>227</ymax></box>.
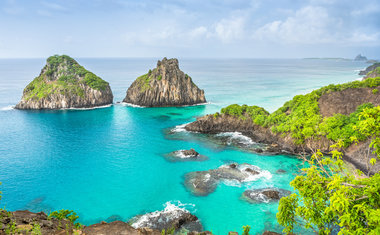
<box><xmin>15</xmin><ymin>55</ymin><xmax>113</xmax><ymax>109</ymax></box>
<box><xmin>123</xmin><ymin>57</ymin><xmax>206</xmax><ymax>107</ymax></box>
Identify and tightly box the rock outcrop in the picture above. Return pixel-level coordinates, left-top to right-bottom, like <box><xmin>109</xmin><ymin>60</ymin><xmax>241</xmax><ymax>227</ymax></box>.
<box><xmin>184</xmin><ymin>163</ymin><xmax>269</xmax><ymax>196</ymax></box>
<box><xmin>359</xmin><ymin>62</ymin><xmax>380</xmax><ymax>76</ymax></box>
<box><xmin>242</xmin><ymin>188</ymin><xmax>291</xmax><ymax>203</ymax></box>
<box><xmin>165</xmin><ymin>149</ymin><xmax>208</xmax><ymax>162</ymax></box>
<box><xmin>0</xmin><ymin>210</ymin><xmax>80</xmax><ymax>234</ymax></box>
<box><xmin>15</xmin><ymin>55</ymin><xmax>113</xmax><ymax>109</ymax></box>
<box><xmin>185</xmin><ymin>83</ymin><xmax>380</xmax><ymax>173</ymax></box>
<box><xmin>354</xmin><ymin>54</ymin><xmax>367</xmax><ymax>61</ymax></box>
<box><xmin>129</xmin><ymin>202</ymin><xmax>203</xmax><ymax>233</ymax></box>
<box><xmin>123</xmin><ymin>57</ymin><xmax>206</xmax><ymax>107</ymax></box>
<box><xmin>318</xmin><ymin>86</ymin><xmax>380</xmax><ymax>117</ymax></box>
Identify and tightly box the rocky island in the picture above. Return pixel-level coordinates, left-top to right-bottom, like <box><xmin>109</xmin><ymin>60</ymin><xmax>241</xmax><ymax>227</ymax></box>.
<box><xmin>15</xmin><ymin>55</ymin><xmax>113</xmax><ymax>109</ymax></box>
<box><xmin>123</xmin><ymin>57</ymin><xmax>206</xmax><ymax>107</ymax></box>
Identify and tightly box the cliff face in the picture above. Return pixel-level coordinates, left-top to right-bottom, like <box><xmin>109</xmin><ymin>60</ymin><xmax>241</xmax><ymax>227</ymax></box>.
<box><xmin>318</xmin><ymin>86</ymin><xmax>380</xmax><ymax>117</ymax></box>
<box><xmin>185</xmin><ymin>113</ymin><xmax>333</xmax><ymax>155</ymax></box>
<box><xmin>359</xmin><ymin>62</ymin><xmax>380</xmax><ymax>76</ymax></box>
<box><xmin>123</xmin><ymin>58</ymin><xmax>206</xmax><ymax>107</ymax></box>
<box><xmin>15</xmin><ymin>55</ymin><xmax>113</xmax><ymax>109</ymax></box>
<box><xmin>185</xmin><ymin>82</ymin><xmax>380</xmax><ymax>174</ymax></box>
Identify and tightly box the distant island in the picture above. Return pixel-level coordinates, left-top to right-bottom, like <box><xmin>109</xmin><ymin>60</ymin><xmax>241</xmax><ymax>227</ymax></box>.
<box><xmin>15</xmin><ymin>55</ymin><xmax>113</xmax><ymax>110</ymax></box>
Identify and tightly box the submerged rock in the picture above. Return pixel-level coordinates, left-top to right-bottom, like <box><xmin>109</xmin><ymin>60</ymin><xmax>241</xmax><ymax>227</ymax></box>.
<box><xmin>276</xmin><ymin>169</ymin><xmax>287</xmax><ymax>174</ymax></box>
<box><xmin>184</xmin><ymin>163</ymin><xmax>271</xmax><ymax>196</ymax></box>
<box><xmin>129</xmin><ymin>202</ymin><xmax>203</xmax><ymax>233</ymax></box>
<box><xmin>242</xmin><ymin>188</ymin><xmax>291</xmax><ymax>203</ymax></box>
<box><xmin>15</xmin><ymin>55</ymin><xmax>113</xmax><ymax>109</ymax></box>
<box><xmin>165</xmin><ymin>149</ymin><xmax>207</xmax><ymax>162</ymax></box>
<box><xmin>123</xmin><ymin>57</ymin><xmax>206</xmax><ymax>107</ymax></box>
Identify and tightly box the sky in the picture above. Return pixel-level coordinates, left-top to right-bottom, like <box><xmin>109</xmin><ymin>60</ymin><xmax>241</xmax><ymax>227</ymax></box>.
<box><xmin>0</xmin><ymin>0</ymin><xmax>379</xmax><ymax>58</ymax></box>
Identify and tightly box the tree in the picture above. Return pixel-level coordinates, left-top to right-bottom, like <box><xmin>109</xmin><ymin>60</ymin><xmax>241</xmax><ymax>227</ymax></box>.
<box><xmin>277</xmin><ymin>106</ymin><xmax>380</xmax><ymax>234</ymax></box>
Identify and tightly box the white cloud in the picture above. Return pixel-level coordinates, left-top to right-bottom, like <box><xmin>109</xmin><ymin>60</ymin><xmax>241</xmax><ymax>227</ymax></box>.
<box><xmin>253</xmin><ymin>6</ymin><xmax>343</xmax><ymax>44</ymax></box>
<box><xmin>215</xmin><ymin>17</ymin><xmax>245</xmax><ymax>43</ymax></box>
<box><xmin>189</xmin><ymin>26</ymin><xmax>208</xmax><ymax>39</ymax></box>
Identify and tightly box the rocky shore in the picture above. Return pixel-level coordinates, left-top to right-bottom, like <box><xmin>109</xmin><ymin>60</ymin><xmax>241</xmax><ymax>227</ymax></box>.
<box><xmin>185</xmin><ymin>78</ymin><xmax>380</xmax><ymax>174</ymax></box>
<box><xmin>15</xmin><ymin>55</ymin><xmax>113</xmax><ymax>110</ymax></box>
<box><xmin>0</xmin><ymin>209</ymin><xmax>281</xmax><ymax>235</ymax></box>
<box><xmin>123</xmin><ymin>58</ymin><xmax>206</xmax><ymax>107</ymax></box>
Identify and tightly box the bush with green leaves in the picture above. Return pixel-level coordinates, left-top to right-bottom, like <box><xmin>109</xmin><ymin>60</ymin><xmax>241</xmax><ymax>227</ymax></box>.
<box><xmin>49</xmin><ymin>209</ymin><xmax>82</xmax><ymax>229</ymax></box>
<box><xmin>277</xmin><ymin>106</ymin><xmax>380</xmax><ymax>234</ymax></box>
<box><xmin>242</xmin><ymin>225</ymin><xmax>251</xmax><ymax>235</ymax></box>
<box><xmin>218</xmin><ymin>77</ymin><xmax>380</xmax><ymax>145</ymax></box>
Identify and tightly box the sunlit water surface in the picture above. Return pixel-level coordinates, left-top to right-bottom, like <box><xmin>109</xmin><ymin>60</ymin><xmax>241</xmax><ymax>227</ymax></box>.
<box><xmin>0</xmin><ymin>58</ymin><xmax>366</xmax><ymax>234</ymax></box>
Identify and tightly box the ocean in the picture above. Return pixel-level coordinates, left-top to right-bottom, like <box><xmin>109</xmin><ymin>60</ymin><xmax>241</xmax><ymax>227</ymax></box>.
<box><xmin>0</xmin><ymin>58</ymin><xmax>366</xmax><ymax>234</ymax></box>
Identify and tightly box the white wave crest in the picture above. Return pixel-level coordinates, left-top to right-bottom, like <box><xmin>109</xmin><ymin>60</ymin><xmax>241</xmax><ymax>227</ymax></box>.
<box><xmin>66</xmin><ymin>104</ymin><xmax>112</xmax><ymax>110</ymax></box>
<box><xmin>172</xmin><ymin>124</ymin><xmax>188</xmax><ymax>133</ymax></box>
<box><xmin>174</xmin><ymin>150</ymin><xmax>196</xmax><ymax>159</ymax></box>
<box><xmin>216</xmin><ymin>132</ymin><xmax>254</xmax><ymax>146</ymax></box>
<box><xmin>131</xmin><ymin>201</ymin><xmax>195</xmax><ymax>229</ymax></box>
<box><xmin>121</xmin><ymin>102</ymin><xmax>145</xmax><ymax>108</ymax></box>
<box><xmin>0</xmin><ymin>105</ymin><xmax>15</xmax><ymax>111</ymax></box>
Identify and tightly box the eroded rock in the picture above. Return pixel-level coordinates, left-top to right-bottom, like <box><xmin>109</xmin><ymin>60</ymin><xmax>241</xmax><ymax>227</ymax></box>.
<box><xmin>123</xmin><ymin>57</ymin><xmax>206</xmax><ymax>107</ymax></box>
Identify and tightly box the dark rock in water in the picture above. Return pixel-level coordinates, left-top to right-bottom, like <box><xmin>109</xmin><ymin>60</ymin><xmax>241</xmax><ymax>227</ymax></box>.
<box><xmin>276</xmin><ymin>169</ymin><xmax>287</xmax><ymax>174</ymax></box>
<box><xmin>15</xmin><ymin>55</ymin><xmax>113</xmax><ymax>109</ymax></box>
<box><xmin>129</xmin><ymin>202</ymin><xmax>203</xmax><ymax>233</ymax></box>
<box><xmin>354</xmin><ymin>54</ymin><xmax>367</xmax><ymax>61</ymax></box>
<box><xmin>165</xmin><ymin>149</ymin><xmax>207</xmax><ymax>162</ymax></box>
<box><xmin>123</xmin><ymin>57</ymin><xmax>206</xmax><ymax>107</ymax></box>
<box><xmin>183</xmin><ymin>148</ymin><xmax>200</xmax><ymax>157</ymax></box>
<box><xmin>245</xmin><ymin>168</ymin><xmax>259</xmax><ymax>174</ymax></box>
<box><xmin>242</xmin><ymin>188</ymin><xmax>291</xmax><ymax>203</ymax></box>
<box><xmin>185</xmin><ymin>163</ymin><xmax>269</xmax><ymax>196</ymax></box>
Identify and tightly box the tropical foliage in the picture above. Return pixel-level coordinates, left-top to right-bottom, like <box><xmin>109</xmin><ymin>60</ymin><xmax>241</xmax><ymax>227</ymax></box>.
<box><xmin>277</xmin><ymin>106</ymin><xmax>380</xmax><ymax>234</ymax></box>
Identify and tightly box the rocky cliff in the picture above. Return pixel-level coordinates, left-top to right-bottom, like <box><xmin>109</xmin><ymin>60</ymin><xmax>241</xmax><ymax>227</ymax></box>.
<box><xmin>15</xmin><ymin>55</ymin><xmax>113</xmax><ymax>109</ymax></box>
<box><xmin>186</xmin><ymin>78</ymin><xmax>380</xmax><ymax>174</ymax></box>
<box><xmin>123</xmin><ymin>58</ymin><xmax>206</xmax><ymax>107</ymax></box>
<box><xmin>359</xmin><ymin>62</ymin><xmax>380</xmax><ymax>76</ymax></box>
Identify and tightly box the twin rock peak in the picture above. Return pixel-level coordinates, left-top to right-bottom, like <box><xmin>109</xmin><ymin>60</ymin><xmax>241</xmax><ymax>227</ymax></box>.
<box><xmin>15</xmin><ymin>55</ymin><xmax>206</xmax><ymax>109</ymax></box>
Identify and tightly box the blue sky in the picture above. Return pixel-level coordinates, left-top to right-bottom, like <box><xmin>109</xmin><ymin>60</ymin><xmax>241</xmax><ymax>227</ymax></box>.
<box><xmin>0</xmin><ymin>0</ymin><xmax>379</xmax><ymax>58</ymax></box>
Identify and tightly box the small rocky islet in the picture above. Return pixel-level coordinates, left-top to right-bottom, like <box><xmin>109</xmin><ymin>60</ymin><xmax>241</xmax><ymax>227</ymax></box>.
<box><xmin>184</xmin><ymin>163</ymin><xmax>269</xmax><ymax>196</ymax></box>
<box><xmin>164</xmin><ymin>148</ymin><xmax>208</xmax><ymax>162</ymax></box>
<box><xmin>15</xmin><ymin>55</ymin><xmax>113</xmax><ymax>110</ymax></box>
<box><xmin>123</xmin><ymin>57</ymin><xmax>206</xmax><ymax>107</ymax></box>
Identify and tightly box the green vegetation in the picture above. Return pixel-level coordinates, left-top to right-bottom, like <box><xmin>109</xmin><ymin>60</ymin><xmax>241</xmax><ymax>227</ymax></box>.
<box><xmin>49</xmin><ymin>209</ymin><xmax>82</xmax><ymax>229</ymax></box>
<box><xmin>277</xmin><ymin>106</ymin><xmax>380</xmax><ymax>234</ymax></box>
<box><xmin>157</xmin><ymin>75</ymin><xmax>162</xmax><ymax>81</ymax></box>
<box><xmin>218</xmin><ymin>77</ymin><xmax>380</xmax><ymax>144</ymax></box>
<box><xmin>23</xmin><ymin>55</ymin><xmax>109</xmax><ymax>101</ymax></box>
<box><xmin>221</xmin><ymin>104</ymin><xmax>269</xmax><ymax>126</ymax></box>
<box><xmin>31</xmin><ymin>222</ymin><xmax>42</xmax><ymax>235</ymax></box>
<box><xmin>373</xmin><ymin>88</ymin><xmax>378</xmax><ymax>94</ymax></box>
<box><xmin>136</xmin><ymin>73</ymin><xmax>151</xmax><ymax>92</ymax></box>
<box><xmin>242</xmin><ymin>225</ymin><xmax>251</xmax><ymax>235</ymax></box>
<box><xmin>161</xmin><ymin>226</ymin><xmax>175</xmax><ymax>235</ymax></box>
<box><xmin>83</xmin><ymin>72</ymin><xmax>108</xmax><ymax>91</ymax></box>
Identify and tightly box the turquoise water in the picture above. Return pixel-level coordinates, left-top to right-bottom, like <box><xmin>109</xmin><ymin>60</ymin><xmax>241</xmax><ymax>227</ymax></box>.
<box><xmin>0</xmin><ymin>58</ymin><xmax>366</xmax><ymax>234</ymax></box>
